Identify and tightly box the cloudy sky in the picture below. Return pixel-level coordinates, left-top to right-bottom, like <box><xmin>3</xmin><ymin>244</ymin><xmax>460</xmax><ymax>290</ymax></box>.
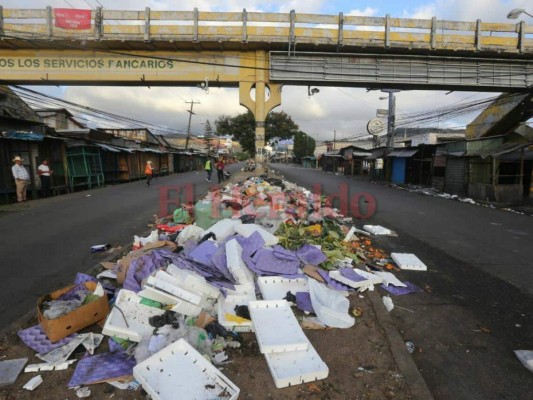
<box><xmin>5</xmin><ymin>0</ymin><xmax>532</xmax><ymax>142</ymax></box>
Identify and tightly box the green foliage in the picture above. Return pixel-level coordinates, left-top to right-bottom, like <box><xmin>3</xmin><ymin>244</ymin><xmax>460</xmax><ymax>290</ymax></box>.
<box><xmin>235</xmin><ymin>151</ymin><xmax>250</xmax><ymax>161</ymax></box>
<box><xmin>215</xmin><ymin>110</ymin><xmax>299</xmax><ymax>155</ymax></box>
<box><xmin>293</xmin><ymin>131</ymin><xmax>316</xmax><ymax>162</ymax></box>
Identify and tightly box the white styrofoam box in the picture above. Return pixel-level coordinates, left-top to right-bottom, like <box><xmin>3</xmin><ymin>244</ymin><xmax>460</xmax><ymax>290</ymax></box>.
<box><xmin>234</xmin><ymin>224</ymin><xmax>279</xmax><ymax>246</ymax></box>
<box><xmin>391</xmin><ymin>253</ymin><xmax>428</xmax><ymax>271</ymax></box>
<box><xmin>225</xmin><ymin>239</ymin><xmax>255</xmax><ymax>286</ymax></box>
<box><xmin>373</xmin><ymin>271</ymin><xmax>407</xmax><ymax>287</ymax></box>
<box><xmin>328</xmin><ymin>269</ymin><xmax>383</xmax><ymax>289</ymax></box>
<box><xmin>166</xmin><ymin>264</ymin><xmax>220</xmax><ymax>299</ymax></box>
<box><xmin>102</xmin><ymin>289</ymin><xmax>164</xmax><ymax>342</ymax></box>
<box><xmin>224</xmin><ymin>282</ymin><xmax>256</xmax><ymax>297</ymax></box>
<box><xmin>257</xmin><ymin>276</ymin><xmax>309</xmax><ymax>302</ymax></box>
<box><xmin>147</xmin><ymin>273</ymin><xmax>205</xmax><ymax>305</ymax></box>
<box><xmin>248</xmin><ymin>300</ymin><xmax>309</xmax><ymax>354</ymax></box>
<box><xmin>217</xmin><ymin>294</ymin><xmax>255</xmax><ymax>333</ymax></box>
<box><xmin>264</xmin><ymin>343</ymin><xmax>329</xmax><ymax>388</ymax></box>
<box><xmin>133</xmin><ymin>338</ymin><xmax>240</xmax><ymax>400</ymax></box>
<box><xmin>204</xmin><ymin>218</ymin><xmax>242</xmax><ymax>243</ymax></box>
<box><xmin>363</xmin><ymin>225</ymin><xmax>393</xmax><ymax>235</ymax></box>
<box><xmin>138</xmin><ymin>286</ymin><xmax>202</xmax><ymax>316</ymax></box>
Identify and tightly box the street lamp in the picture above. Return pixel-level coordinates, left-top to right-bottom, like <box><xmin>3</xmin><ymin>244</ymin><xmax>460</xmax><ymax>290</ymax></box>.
<box><xmin>507</xmin><ymin>8</ymin><xmax>533</xmax><ymax>19</ymax></box>
<box><xmin>380</xmin><ymin>89</ymin><xmax>400</xmax><ymax>149</ymax></box>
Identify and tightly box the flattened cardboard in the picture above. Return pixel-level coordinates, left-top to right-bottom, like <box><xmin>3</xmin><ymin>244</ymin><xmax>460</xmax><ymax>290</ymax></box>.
<box><xmin>38</xmin><ymin>281</ymin><xmax>110</xmax><ymax>343</ymax></box>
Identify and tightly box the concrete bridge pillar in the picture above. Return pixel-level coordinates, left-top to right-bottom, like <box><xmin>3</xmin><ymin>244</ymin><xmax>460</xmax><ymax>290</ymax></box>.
<box><xmin>239</xmin><ymin>50</ymin><xmax>281</xmax><ymax>172</ymax></box>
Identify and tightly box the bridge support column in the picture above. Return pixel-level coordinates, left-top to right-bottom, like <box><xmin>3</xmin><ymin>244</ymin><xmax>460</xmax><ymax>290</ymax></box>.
<box><xmin>239</xmin><ymin>50</ymin><xmax>281</xmax><ymax>173</ymax></box>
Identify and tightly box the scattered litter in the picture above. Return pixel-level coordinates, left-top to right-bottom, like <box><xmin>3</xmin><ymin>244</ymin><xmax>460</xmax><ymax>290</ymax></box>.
<box><xmin>17</xmin><ymin>324</ymin><xmax>77</xmax><ymax>354</ymax></box>
<box><xmin>358</xmin><ymin>366</ymin><xmax>374</xmax><ymax>374</ymax></box>
<box><xmin>381</xmin><ymin>281</ymin><xmax>423</xmax><ymax>295</ymax></box>
<box><xmin>363</xmin><ymin>225</ymin><xmax>393</xmax><ymax>235</ymax></box>
<box><xmin>91</xmin><ymin>244</ymin><xmax>110</xmax><ymax>253</ymax></box>
<box><xmin>405</xmin><ymin>341</ymin><xmax>415</xmax><ymax>354</ymax></box>
<box><xmin>0</xmin><ymin>358</ymin><xmax>28</xmax><ymax>387</ymax></box>
<box><xmin>308</xmin><ymin>279</ymin><xmax>355</xmax><ymax>328</ymax></box>
<box><xmin>514</xmin><ymin>350</ymin><xmax>533</xmax><ymax>374</ymax></box>
<box><xmin>329</xmin><ymin>268</ymin><xmax>383</xmax><ymax>289</ymax></box>
<box><xmin>107</xmin><ymin>380</ymin><xmax>140</xmax><ymax>390</ymax></box>
<box><xmin>76</xmin><ymin>386</ymin><xmax>91</xmax><ymax>398</ymax></box>
<box><xmin>133</xmin><ymin>338</ymin><xmax>240</xmax><ymax>400</ymax></box>
<box><xmin>23</xmin><ymin>375</ymin><xmax>43</xmax><ymax>391</ymax></box>
<box><xmin>382</xmin><ymin>296</ymin><xmax>394</xmax><ymax>312</ymax></box>
<box><xmin>96</xmin><ymin>269</ymin><xmax>117</xmax><ymax>280</ymax></box>
<box><xmin>68</xmin><ymin>351</ymin><xmax>137</xmax><ymax>387</ymax></box>
<box><xmin>391</xmin><ymin>253</ymin><xmax>428</xmax><ymax>271</ymax></box>
<box><xmin>257</xmin><ymin>276</ymin><xmax>309</xmax><ymax>301</ymax></box>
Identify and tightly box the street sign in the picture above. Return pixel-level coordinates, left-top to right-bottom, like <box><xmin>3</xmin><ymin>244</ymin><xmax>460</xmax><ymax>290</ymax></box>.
<box><xmin>376</xmin><ymin>109</ymin><xmax>388</xmax><ymax>118</ymax></box>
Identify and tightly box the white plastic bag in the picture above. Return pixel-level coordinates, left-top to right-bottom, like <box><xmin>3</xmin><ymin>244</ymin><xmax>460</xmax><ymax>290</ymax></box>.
<box><xmin>176</xmin><ymin>225</ymin><xmax>205</xmax><ymax>246</ymax></box>
<box><xmin>235</xmin><ymin>223</ymin><xmax>279</xmax><ymax>246</ymax></box>
<box><xmin>205</xmin><ymin>219</ymin><xmax>242</xmax><ymax>243</ymax></box>
<box><xmin>308</xmin><ymin>279</ymin><xmax>355</xmax><ymax>328</ymax></box>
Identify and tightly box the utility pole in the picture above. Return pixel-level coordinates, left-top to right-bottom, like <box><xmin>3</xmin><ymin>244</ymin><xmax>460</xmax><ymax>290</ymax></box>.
<box><xmin>333</xmin><ymin>130</ymin><xmax>336</xmax><ymax>151</ymax></box>
<box><xmin>381</xmin><ymin>89</ymin><xmax>400</xmax><ymax>150</ymax></box>
<box><xmin>184</xmin><ymin>100</ymin><xmax>200</xmax><ymax>150</ymax></box>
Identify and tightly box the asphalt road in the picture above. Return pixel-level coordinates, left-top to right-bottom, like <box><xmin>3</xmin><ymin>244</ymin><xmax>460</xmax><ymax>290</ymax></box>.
<box><xmin>0</xmin><ymin>164</ymin><xmax>241</xmax><ymax>330</ymax></box>
<box><xmin>271</xmin><ymin>163</ymin><xmax>533</xmax><ymax>400</ymax></box>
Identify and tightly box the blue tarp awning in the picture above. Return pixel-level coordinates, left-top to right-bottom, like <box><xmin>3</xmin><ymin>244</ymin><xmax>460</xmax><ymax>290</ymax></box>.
<box><xmin>3</xmin><ymin>131</ymin><xmax>44</xmax><ymax>141</ymax></box>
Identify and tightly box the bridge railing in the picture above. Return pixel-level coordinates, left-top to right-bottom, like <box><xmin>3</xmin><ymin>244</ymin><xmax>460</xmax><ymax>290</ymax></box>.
<box><xmin>1</xmin><ymin>7</ymin><xmax>531</xmax><ymax>53</ymax></box>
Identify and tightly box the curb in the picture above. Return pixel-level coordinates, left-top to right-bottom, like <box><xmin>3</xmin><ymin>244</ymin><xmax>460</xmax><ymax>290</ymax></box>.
<box><xmin>368</xmin><ymin>290</ymin><xmax>434</xmax><ymax>400</ymax></box>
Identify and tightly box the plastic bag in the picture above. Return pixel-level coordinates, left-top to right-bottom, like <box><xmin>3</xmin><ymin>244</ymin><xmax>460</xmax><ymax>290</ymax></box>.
<box><xmin>173</xmin><ymin>208</ymin><xmax>191</xmax><ymax>224</ymax></box>
<box><xmin>176</xmin><ymin>225</ymin><xmax>205</xmax><ymax>246</ymax></box>
<box><xmin>308</xmin><ymin>279</ymin><xmax>354</xmax><ymax>328</ymax></box>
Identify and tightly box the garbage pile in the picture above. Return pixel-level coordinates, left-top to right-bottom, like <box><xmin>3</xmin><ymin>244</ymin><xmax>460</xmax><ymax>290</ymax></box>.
<box><xmin>4</xmin><ymin>175</ymin><xmax>432</xmax><ymax>398</ymax></box>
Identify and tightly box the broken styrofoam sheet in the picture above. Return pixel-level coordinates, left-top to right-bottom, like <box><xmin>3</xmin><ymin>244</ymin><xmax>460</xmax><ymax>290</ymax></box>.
<box><xmin>102</xmin><ymin>289</ymin><xmax>165</xmax><ymax>342</ymax></box>
<box><xmin>17</xmin><ymin>324</ymin><xmax>77</xmax><ymax>354</ymax></box>
<box><xmin>166</xmin><ymin>264</ymin><xmax>220</xmax><ymax>298</ymax></box>
<box><xmin>138</xmin><ymin>286</ymin><xmax>202</xmax><ymax>317</ymax></box>
<box><xmin>217</xmin><ymin>294</ymin><xmax>255</xmax><ymax>333</ymax></box>
<box><xmin>264</xmin><ymin>342</ymin><xmax>329</xmax><ymax>388</ymax></box>
<box><xmin>373</xmin><ymin>271</ymin><xmax>407</xmax><ymax>287</ymax></box>
<box><xmin>133</xmin><ymin>338</ymin><xmax>240</xmax><ymax>400</ymax></box>
<box><xmin>391</xmin><ymin>253</ymin><xmax>428</xmax><ymax>271</ymax></box>
<box><xmin>0</xmin><ymin>358</ymin><xmax>28</xmax><ymax>387</ymax></box>
<box><xmin>248</xmin><ymin>300</ymin><xmax>309</xmax><ymax>354</ymax></box>
<box><xmin>96</xmin><ymin>269</ymin><xmax>117</xmax><ymax>280</ymax></box>
<box><xmin>25</xmin><ymin>360</ymin><xmax>77</xmax><ymax>372</ymax></box>
<box><xmin>226</xmin><ymin>239</ymin><xmax>255</xmax><ymax>286</ymax></box>
<box><xmin>363</xmin><ymin>225</ymin><xmax>393</xmax><ymax>235</ymax></box>
<box><xmin>22</xmin><ymin>375</ymin><xmax>43</xmax><ymax>391</ymax></box>
<box><xmin>329</xmin><ymin>269</ymin><xmax>383</xmax><ymax>289</ymax></box>
<box><xmin>257</xmin><ymin>276</ymin><xmax>309</xmax><ymax>302</ymax></box>
<box><xmin>235</xmin><ymin>223</ymin><xmax>279</xmax><ymax>246</ymax></box>
<box><xmin>147</xmin><ymin>271</ymin><xmax>205</xmax><ymax>305</ymax></box>
<box><xmin>308</xmin><ymin>279</ymin><xmax>355</xmax><ymax>329</ymax></box>
<box><xmin>514</xmin><ymin>350</ymin><xmax>533</xmax><ymax>374</ymax></box>
<box><xmin>68</xmin><ymin>351</ymin><xmax>137</xmax><ymax>388</ymax></box>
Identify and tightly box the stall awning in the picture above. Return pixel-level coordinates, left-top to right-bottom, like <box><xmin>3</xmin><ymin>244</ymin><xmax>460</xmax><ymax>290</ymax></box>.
<box><xmin>96</xmin><ymin>143</ymin><xmax>121</xmax><ymax>153</ymax></box>
<box><xmin>388</xmin><ymin>149</ymin><xmax>419</xmax><ymax>157</ymax></box>
<box><xmin>3</xmin><ymin>131</ymin><xmax>44</xmax><ymax>141</ymax></box>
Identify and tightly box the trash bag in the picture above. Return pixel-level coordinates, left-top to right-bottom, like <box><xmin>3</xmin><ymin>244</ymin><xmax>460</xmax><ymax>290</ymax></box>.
<box><xmin>239</xmin><ymin>214</ymin><xmax>256</xmax><ymax>224</ymax></box>
<box><xmin>308</xmin><ymin>279</ymin><xmax>355</xmax><ymax>328</ymax></box>
<box><xmin>173</xmin><ymin>208</ymin><xmax>192</xmax><ymax>224</ymax></box>
<box><xmin>176</xmin><ymin>225</ymin><xmax>205</xmax><ymax>246</ymax></box>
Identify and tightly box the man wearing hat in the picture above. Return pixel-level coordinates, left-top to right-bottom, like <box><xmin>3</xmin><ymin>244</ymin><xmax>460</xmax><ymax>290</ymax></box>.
<box><xmin>12</xmin><ymin>156</ymin><xmax>30</xmax><ymax>202</ymax></box>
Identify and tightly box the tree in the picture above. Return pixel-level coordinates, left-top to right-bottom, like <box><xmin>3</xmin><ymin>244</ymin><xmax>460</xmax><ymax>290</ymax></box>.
<box><xmin>293</xmin><ymin>131</ymin><xmax>316</xmax><ymax>162</ymax></box>
<box><xmin>215</xmin><ymin>110</ymin><xmax>299</xmax><ymax>155</ymax></box>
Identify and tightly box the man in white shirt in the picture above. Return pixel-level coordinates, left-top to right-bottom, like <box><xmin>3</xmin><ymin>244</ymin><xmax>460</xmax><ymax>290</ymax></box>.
<box><xmin>37</xmin><ymin>159</ymin><xmax>53</xmax><ymax>197</ymax></box>
<box><xmin>11</xmin><ymin>156</ymin><xmax>30</xmax><ymax>202</ymax></box>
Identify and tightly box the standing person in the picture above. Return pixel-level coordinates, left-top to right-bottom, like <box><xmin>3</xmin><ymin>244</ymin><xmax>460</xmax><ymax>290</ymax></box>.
<box><xmin>11</xmin><ymin>156</ymin><xmax>30</xmax><ymax>202</ymax></box>
<box><xmin>37</xmin><ymin>159</ymin><xmax>53</xmax><ymax>197</ymax></box>
<box><xmin>216</xmin><ymin>157</ymin><xmax>225</xmax><ymax>184</ymax></box>
<box><xmin>204</xmin><ymin>157</ymin><xmax>213</xmax><ymax>182</ymax></box>
<box><xmin>144</xmin><ymin>161</ymin><xmax>153</xmax><ymax>186</ymax></box>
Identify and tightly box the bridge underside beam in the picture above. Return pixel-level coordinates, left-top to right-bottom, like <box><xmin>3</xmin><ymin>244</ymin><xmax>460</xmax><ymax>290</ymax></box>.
<box><xmin>270</xmin><ymin>52</ymin><xmax>533</xmax><ymax>92</ymax></box>
<box><xmin>466</xmin><ymin>93</ymin><xmax>533</xmax><ymax>139</ymax></box>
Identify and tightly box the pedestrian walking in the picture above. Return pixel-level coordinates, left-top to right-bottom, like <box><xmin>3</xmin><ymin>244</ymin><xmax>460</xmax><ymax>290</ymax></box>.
<box><xmin>37</xmin><ymin>159</ymin><xmax>53</xmax><ymax>197</ymax></box>
<box><xmin>204</xmin><ymin>157</ymin><xmax>213</xmax><ymax>182</ymax></box>
<box><xmin>216</xmin><ymin>157</ymin><xmax>225</xmax><ymax>184</ymax></box>
<box><xmin>11</xmin><ymin>156</ymin><xmax>30</xmax><ymax>202</ymax></box>
<box><xmin>145</xmin><ymin>161</ymin><xmax>153</xmax><ymax>186</ymax></box>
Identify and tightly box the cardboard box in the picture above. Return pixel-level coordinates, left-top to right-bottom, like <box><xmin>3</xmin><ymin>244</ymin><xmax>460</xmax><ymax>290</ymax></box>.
<box><xmin>38</xmin><ymin>281</ymin><xmax>110</xmax><ymax>343</ymax></box>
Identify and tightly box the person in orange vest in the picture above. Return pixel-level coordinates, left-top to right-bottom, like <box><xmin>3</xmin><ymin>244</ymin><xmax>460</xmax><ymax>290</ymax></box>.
<box><xmin>145</xmin><ymin>161</ymin><xmax>153</xmax><ymax>186</ymax></box>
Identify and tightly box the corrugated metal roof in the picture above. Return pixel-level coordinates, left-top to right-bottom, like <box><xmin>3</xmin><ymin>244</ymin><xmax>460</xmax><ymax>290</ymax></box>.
<box><xmin>388</xmin><ymin>149</ymin><xmax>419</xmax><ymax>157</ymax></box>
<box><xmin>96</xmin><ymin>143</ymin><xmax>120</xmax><ymax>152</ymax></box>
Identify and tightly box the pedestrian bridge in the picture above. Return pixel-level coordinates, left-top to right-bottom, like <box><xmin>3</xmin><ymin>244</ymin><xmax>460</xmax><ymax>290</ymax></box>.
<box><xmin>1</xmin><ymin>7</ymin><xmax>532</xmax><ymax>147</ymax></box>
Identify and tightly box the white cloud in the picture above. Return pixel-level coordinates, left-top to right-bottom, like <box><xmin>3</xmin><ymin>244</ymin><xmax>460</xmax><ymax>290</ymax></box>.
<box><xmin>346</xmin><ymin>7</ymin><xmax>378</xmax><ymax>17</ymax></box>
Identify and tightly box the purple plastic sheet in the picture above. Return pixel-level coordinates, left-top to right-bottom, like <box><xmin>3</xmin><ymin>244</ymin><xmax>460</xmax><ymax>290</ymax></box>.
<box><xmin>211</xmin><ymin>243</ymin><xmax>235</xmax><ymax>283</ymax></box>
<box><xmin>339</xmin><ymin>268</ymin><xmax>367</xmax><ymax>282</ymax></box>
<box><xmin>296</xmin><ymin>245</ymin><xmax>327</xmax><ymax>266</ymax></box>
<box><xmin>188</xmin><ymin>241</ymin><xmax>218</xmax><ymax>267</ymax></box>
<box><xmin>108</xmin><ymin>338</ymin><xmax>125</xmax><ymax>353</ymax></box>
<box><xmin>317</xmin><ymin>269</ymin><xmax>354</xmax><ymax>291</ymax></box>
<box><xmin>18</xmin><ymin>325</ymin><xmax>77</xmax><ymax>354</ymax></box>
<box><xmin>381</xmin><ymin>281</ymin><xmax>423</xmax><ymax>296</ymax></box>
<box><xmin>74</xmin><ymin>273</ymin><xmax>97</xmax><ymax>285</ymax></box>
<box><xmin>237</xmin><ymin>232</ymin><xmax>265</xmax><ymax>272</ymax></box>
<box><xmin>123</xmin><ymin>251</ymin><xmax>167</xmax><ymax>293</ymax></box>
<box><xmin>295</xmin><ymin>292</ymin><xmax>314</xmax><ymax>313</ymax></box>
<box><xmin>251</xmin><ymin>248</ymin><xmax>300</xmax><ymax>276</ymax></box>
<box><xmin>58</xmin><ymin>283</ymin><xmax>91</xmax><ymax>301</ymax></box>
<box><xmin>68</xmin><ymin>351</ymin><xmax>136</xmax><ymax>387</ymax></box>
